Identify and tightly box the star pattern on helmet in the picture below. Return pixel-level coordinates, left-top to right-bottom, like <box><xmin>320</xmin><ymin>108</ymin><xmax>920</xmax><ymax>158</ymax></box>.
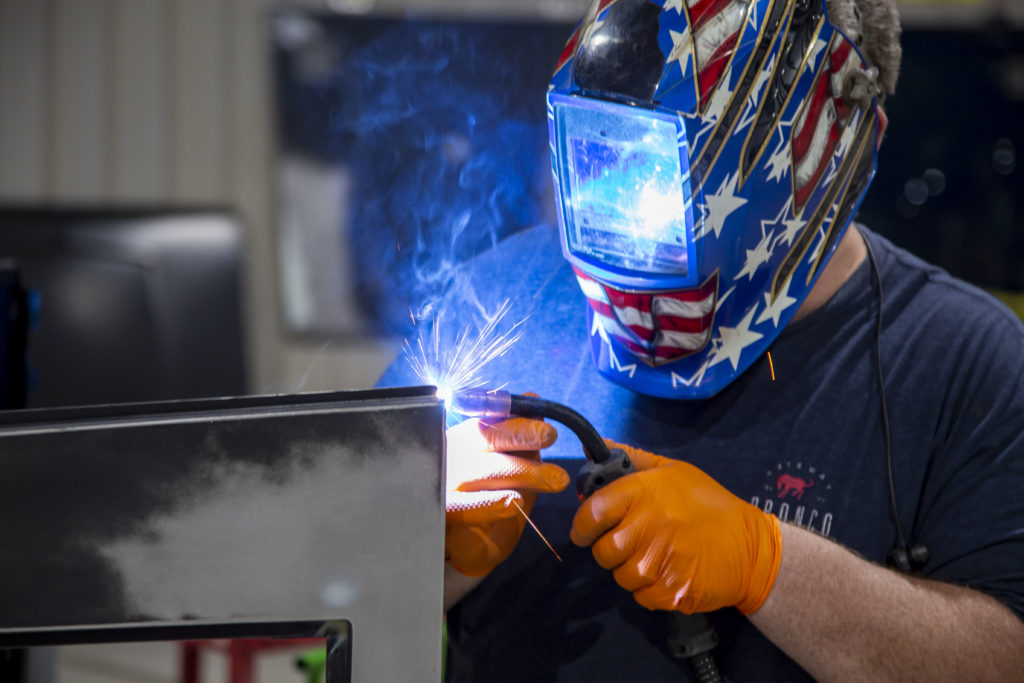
<box><xmin>716</xmin><ymin>285</ymin><xmax>735</xmax><ymax>312</ymax></box>
<box><xmin>702</xmin><ymin>171</ymin><xmax>748</xmax><ymax>239</ymax></box>
<box><xmin>591</xmin><ymin>312</ymin><xmax>637</xmax><ymax>377</ymax></box>
<box><xmin>708</xmin><ymin>304</ymin><xmax>764</xmax><ymax>371</ymax></box>
<box><xmin>837</xmin><ymin>111</ymin><xmax>861</xmax><ymax>158</ymax></box>
<box><xmin>735</xmin><ymin>224</ymin><xmax>775</xmax><ymax>281</ymax></box>
<box><xmin>771</xmin><ymin>198</ymin><xmax>806</xmax><ymax>249</ymax></box>
<box><xmin>824</xmin><ymin>117</ymin><xmax>862</xmax><ymax>187</ymax></box>
<box><xmin>746</xmin><ymin>0</ymin><xmax>759</xmax><ymax>31</ymax></box>
<box><xmin>663</xmin><ymin>0</ymin><xmax>686</xmax><ymax>15</ymax></box>
<box><xmin>667</xmin><ymin>27</ymin><xmax>694</xmax><ymax>76</ymax></box>
<box><xmin>706</xmin><ymin>68</ymin><xmax>735</xmax><ymax>122</ymax></box>
<box><xmin>764</xmin><ymin>108</ymin><xmax>798</xmax><ymax>184</ymax></box>
<box><xmin>677</xmin><ymin>113</ymin><xmax>690</xmax><ymax>151</ymax></box>
<box><xmin>608</xmin><ymin>347</ymin><xmax>638</xmax><ymax>377</ymax></box>
<box><xmin>808</xmin><ymin>37</ymin><xmax>829</xmax><ymax>70</ymax></box>
<box><xmin>694</xmin><ymin>203</ymin><xmax>709</xmax><ymax>239</ymax></box>
<box><xmin>806</xmin><ymin>224</ymin><xmax>829</xmax><ymax>265</ymax></box>
<box><xmin>736</xmin><ymin>55</ymin><xmax>776</xmax><ymax>134</ymax></box>
<box><xmin>755</xmin><ymin>276</ymin><xmax>798</xmax><ymax>327</ymax></box>
<box><xmin>822</xmin><ymin>158</ymin><xmax>841</xmax><ymax>188</ymax></box>
<box><xmin>765</xmin><ymin>137</ymin><xmax>790</xmax><ymax>184</ymax></box>
<box><xmin>672</xmin><ymin>357</ymin><xmax>711</xmax><ymax>388</ymax></box>
<box><xmin>693</xmin><ymin>67</ymin><xmax>735</xmax><ymax>151</ymax></box>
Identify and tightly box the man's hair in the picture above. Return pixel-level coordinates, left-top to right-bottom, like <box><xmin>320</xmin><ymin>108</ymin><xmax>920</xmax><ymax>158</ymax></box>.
<box><xmin>825</xmin><ymin>0</ymin><xmax>902</xmax><ymax>97</ymax></box>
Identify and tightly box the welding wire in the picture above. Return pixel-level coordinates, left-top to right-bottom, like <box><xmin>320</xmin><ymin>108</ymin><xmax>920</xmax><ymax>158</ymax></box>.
<box><xmin>767</xmin><ymin>351</ymin><xmax>776</xmax><ymax>381</ymax></box>
<box><xmin>512</xmin><ymin>499</ymin><xmax>562</xmax><ymax>562</ymax></box>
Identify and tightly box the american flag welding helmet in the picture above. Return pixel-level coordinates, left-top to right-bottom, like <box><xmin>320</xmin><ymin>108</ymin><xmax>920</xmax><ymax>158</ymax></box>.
<box><xmin>548</xmin><ymin>0</ymin><xmax>882</xmax><ymax>398</ymax></box>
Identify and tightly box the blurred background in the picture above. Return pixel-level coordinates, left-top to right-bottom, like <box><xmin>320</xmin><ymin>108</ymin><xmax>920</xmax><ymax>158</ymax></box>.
<box><xmin>0</xmin><ymin>0</ymin><xmax>1020</xmax><ymax>408</ymax></box>
<box><xmin>0</xmin><ymin>0</ymin><xmax>1021</xmax><ymax>406</ymax></box>
<box><xmin>0</xmin><ymin>0</ymin><xmax>1021</xmax><ymax>680</ymax></box>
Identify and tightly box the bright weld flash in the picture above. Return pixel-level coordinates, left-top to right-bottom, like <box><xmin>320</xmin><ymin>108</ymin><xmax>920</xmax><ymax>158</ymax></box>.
<box><xmin>403</xmin><ymin>299</ymin><xmax>528</xmax><ymax>411</ymax></box>
<box><xmin>637</xmin><ymin>180</ymin><xmax>685</xmax><ymax>239</ymax></box>
<box><xmin>436</xmin><ymin>385</ymin><xmax>453</xmax><ymax>406</ymax></box>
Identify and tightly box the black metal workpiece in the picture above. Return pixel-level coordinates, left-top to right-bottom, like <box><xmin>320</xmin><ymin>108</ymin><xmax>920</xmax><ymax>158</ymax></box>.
<box><xmin>0</xmin><ymin>386</ymin><xmax>445</xmax><ymax>682</ymax></box>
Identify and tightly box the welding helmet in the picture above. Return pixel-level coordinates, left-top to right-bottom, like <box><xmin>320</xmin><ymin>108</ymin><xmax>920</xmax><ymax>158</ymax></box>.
<box><xmin>548</xmin><ymin>0</ymin><xmax>883</xmax><ymax>398</ymax></box>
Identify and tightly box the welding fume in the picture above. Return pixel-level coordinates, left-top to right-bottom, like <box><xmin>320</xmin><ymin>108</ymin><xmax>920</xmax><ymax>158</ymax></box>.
<box><xmin>376</xmin><ymin>0</ymin><xmax>1024</xmax><ymax>680</ymax></box>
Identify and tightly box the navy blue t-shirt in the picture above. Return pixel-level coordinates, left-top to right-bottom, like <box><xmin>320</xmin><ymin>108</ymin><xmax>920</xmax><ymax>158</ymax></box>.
<box><xmin>378</xmin><ymin>223</ymin><xmax>1024</xmax><ymax>682</ymax></box>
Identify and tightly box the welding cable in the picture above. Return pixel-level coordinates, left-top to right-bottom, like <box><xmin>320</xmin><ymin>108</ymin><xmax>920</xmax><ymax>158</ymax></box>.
<box><xmin>450</xmin><ymin>388</ymin><xmax>723</xmax><ymax>682</ymax></box>
<box><xmin>448</xmin><ymin>388</ymin><xmax>613</xmax><ymax>463</ymax></box>
<box><xmin>451</xmin><ymin>388</ymin><xmax>722</xmax><ymax>682</ymax></box>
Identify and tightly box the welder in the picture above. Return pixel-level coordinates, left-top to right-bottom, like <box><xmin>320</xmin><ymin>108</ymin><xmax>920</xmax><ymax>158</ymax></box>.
<box><xmin>378</xmin><ymin>0</ymin><xmax>1024</xmax><ymax>679</ymax></box>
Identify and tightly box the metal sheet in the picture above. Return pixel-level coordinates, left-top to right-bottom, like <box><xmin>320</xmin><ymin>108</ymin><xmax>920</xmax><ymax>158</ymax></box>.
<box><xmin>0</xmin><ymin>386</ymin><xmax>445</xmax><ymax>683</ymax></box>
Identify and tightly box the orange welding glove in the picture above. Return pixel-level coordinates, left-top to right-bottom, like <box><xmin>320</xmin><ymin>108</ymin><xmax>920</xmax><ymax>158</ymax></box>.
<box><xmin>571</xmin><ymin>440</ymin><xmax>782</xmax><ymax>615</ymax></box>
<box><xmin>445</xmin><ymin>410</ymin><xmax>568</xmax><ymax>577</ymax></box>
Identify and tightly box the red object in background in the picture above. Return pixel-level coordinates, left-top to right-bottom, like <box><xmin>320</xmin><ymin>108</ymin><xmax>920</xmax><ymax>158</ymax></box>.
<box><xmin>180</xmin><ymin>638</ymin><xmax>324</xmax><ymax>683</ymax></box>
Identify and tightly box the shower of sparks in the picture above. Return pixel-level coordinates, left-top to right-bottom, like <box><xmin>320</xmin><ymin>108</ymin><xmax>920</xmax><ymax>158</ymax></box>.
<box><xmin>402</xmin><ymin>298</ymin><xmax>529</xmax><ymax>401</ymax></box>
<box><xmin>512</xmin><ymin>499</ymin><xmax>562</xmax><ymax>562</ymax></box>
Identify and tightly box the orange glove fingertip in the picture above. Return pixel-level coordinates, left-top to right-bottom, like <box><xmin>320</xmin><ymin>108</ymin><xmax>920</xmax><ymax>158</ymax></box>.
<box><xmin>540</xmin><ymin>462</ymin><xmax>570</xmax><ymax>492</ymax></box>
<box><xmin>483</xmin><ymin>416</ymin><xmax>558</xmax><ymax>452</ymax></box>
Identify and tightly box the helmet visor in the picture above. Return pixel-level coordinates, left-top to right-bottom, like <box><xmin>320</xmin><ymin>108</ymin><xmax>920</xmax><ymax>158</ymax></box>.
<box><xmin>551</xmin><ymin>94</ymin><xmax>696</xmax><ymax>281</ymax></box>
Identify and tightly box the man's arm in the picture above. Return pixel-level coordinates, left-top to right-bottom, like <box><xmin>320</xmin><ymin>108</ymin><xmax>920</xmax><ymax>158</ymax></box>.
<box><xmin>749</xmin><ymin>523</ymin><xmax>1024</xmax><ymax>682</ymax></box>
<box><xmin>573</xmin><ymin>440</ymin><xmax>1024</xmax><ymax>679</ymax></box>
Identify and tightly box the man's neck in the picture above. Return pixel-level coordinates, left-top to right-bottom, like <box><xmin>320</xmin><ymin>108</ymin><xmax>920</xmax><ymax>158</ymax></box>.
<box><xmin>791</xmin><ymin>226</ymin><xmax>867</xmax><ymax>322</ymax></box>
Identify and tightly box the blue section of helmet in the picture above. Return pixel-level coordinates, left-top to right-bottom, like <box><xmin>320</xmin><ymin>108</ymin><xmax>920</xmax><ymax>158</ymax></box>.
<box><xmin>548</xmin><ymin>0</ymin><xmax>880</xmax><ymax>399</ymax></box>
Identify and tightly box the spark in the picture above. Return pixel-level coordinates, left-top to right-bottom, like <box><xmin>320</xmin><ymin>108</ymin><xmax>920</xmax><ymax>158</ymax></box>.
<box><xmin>294</xmin><ymin>339</ymin><xmax>332</xmax><ymax>391</ymax></box>
<box><xmin>767</xmin><ymin>350</ymin><xmax>776</xmax><ymax>381</ymax></box>
<box><xmin>402</xmin><ymin>299</ymin><xmax>529</xmax><ymax>401</ymax></box>
<box><xmin>513</xmin><ymin>499</ymin><xmax>562</xmax><ymax>562</ymax></box>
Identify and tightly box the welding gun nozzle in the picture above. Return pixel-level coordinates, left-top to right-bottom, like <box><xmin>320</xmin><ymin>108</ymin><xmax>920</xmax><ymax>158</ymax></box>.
<box><xmin>448</xmin><ymin>389</ymin><xmax>611</xmax><ymax>464</ymax></box>
<box><xmin>447</xmin><ymin>388</ymin><xmax>513</xmax><ymax>419</ymax></box>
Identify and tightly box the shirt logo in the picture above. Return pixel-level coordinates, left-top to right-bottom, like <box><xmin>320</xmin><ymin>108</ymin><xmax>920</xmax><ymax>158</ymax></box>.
<box><xmin>776</xmin><ymin>473</ymin><xmax>814</xmax><ymax>500</ymax></box>
<box><xmin>751</xmin><ymin>461</ymin><xmax>834</xmax><ymax>538</ymax></box>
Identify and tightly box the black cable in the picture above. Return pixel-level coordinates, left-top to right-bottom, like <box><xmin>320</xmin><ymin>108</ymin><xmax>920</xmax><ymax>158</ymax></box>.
<box><xmin>506</xmin><ymin>393</ymin><xmax>613</xmax><ymax>463</ymax></box>
<box><xmin>449</xmin><ymin>388</ymin><xmax>614</xmax><ymax>463</ymax></box>
<box><xmin>863</xmin><ymin>238</ymin><xmax>905</xmax><ymax>553</ymax></box>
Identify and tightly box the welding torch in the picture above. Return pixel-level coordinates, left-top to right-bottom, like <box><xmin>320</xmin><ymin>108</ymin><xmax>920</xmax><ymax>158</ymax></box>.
<box><xmin>448</xmin><ymin>388</ymin><xmax>722</xmax><ymax>682</ymax></box>
<box><xmin>448</xmin><ymin>388</ymin><xmax>634</xmax><ymax>498</ymax></box>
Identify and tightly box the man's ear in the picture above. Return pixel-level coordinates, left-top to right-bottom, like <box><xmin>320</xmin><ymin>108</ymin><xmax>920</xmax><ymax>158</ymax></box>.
<box><xmin>876</xmin><ymin>105</ymin><xmax>888</xmax><ymax>151</ymax></box>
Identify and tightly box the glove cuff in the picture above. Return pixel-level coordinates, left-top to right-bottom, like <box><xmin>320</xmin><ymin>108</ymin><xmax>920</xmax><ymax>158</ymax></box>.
<box><xmin>737</xmin><ymin>511</ymin><xmax>783</xmax><ymax>615</ymax></box>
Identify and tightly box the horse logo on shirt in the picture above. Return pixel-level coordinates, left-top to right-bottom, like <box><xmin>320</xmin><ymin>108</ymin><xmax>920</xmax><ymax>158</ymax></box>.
<box><xmin>752</xmin><ymin>463</ymin><xmax>833</xmax><ymax>537</ymax></box>
<box><xmin>776</xmin><ymin>473</ymin><xmax>814</xmax><ymax>500</ymax></box>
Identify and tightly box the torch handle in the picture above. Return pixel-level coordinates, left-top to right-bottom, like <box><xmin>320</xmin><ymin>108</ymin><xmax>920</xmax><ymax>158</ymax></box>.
<box><xmin>449</xmin><ymin>388</ymin><xmax>722</xmax><ymax>681</ymax></box>
<box><xmin>448</xmin><ymin>389</ymin><xmax>614</xmax><ymax>463</ymax></box>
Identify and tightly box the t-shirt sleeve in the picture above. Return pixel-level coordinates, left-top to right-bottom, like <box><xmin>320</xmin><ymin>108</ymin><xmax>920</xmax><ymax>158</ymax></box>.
<box><xmin>914</xmin><ymin>294</ymin><xmax>1024</xmax><ymax>621</ymax></box>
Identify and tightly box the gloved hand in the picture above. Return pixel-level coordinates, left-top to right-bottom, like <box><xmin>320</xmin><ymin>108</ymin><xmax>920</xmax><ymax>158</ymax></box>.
<box><xmin>571</xmin><ymin>440</ymin><xmax>782</xmax><ymax>615</ymax></box>
<box><xmin>445</xmin><ymin>410</ymin><xmax>568</xmax><ymax>577</ymax></box>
